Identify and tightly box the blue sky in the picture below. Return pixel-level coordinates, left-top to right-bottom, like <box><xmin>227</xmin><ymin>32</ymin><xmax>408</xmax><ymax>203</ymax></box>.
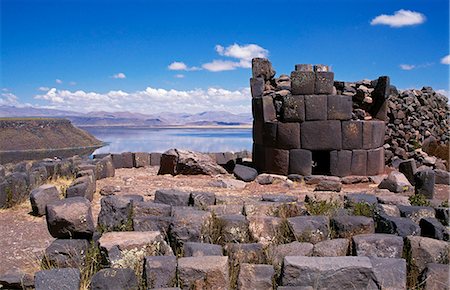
<box><xmin>1</xmin><ymin>0</ymin><xmax>449</xmax><ymax>114</ymax></box>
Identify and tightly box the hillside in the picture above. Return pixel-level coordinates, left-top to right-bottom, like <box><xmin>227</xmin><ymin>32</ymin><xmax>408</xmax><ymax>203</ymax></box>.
<box><xmin>0</xmin><ymin>118</ymin><xmax>103</xmax><ymax>151</ymax></box>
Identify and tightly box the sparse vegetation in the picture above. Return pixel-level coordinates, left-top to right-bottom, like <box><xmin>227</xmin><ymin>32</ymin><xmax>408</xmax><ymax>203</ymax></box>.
<box><xmin>47</xmin><ymin>176</ymin><xmax>75</xmax><ymax>198</ymax></box>
<box><xmin>409</xmin><ymin>193</ymin><xmax>431</xmax><ymax>207</ymax></box>
<box><xmin>350</xmin><ymin>202</ymin><xmax>377</xmax><ymax>217</ymax></box>
<box><xmin>304</xmin><ymin>197</ymin><xmax>341</xmax><ymax>216</ymax></box>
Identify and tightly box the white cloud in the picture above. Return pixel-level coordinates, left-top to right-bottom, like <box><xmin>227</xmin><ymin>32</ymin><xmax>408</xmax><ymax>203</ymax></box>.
<box><xmin>215</xmin><ymin>43</ymin><xmax>269</xmax><ymax>68</ymax></box>
<box><xmin>174</xmin><ymin>74</ymin><xmax>185</xmax><ymax>78</ymax></box>
<box><xmin>202</xmin><ymin>60</ymin><xmax>239</xmax><ymax>72</ymax></box>
<box><xmin>371</xmin><ymin>10</ymin><xmax>426</xmax><ymax>28</ymax></box>
<box><xmin>69</xmin><ymin>81</ymin><xmax>77</xmax><ymax>86</ymax></box>
<box><xmin>38</xmin><ymin>86</ymin><xmax>50</xmax><ymax>91</ymax></box>
<box><xmin>34</xmin><ymin>86</ymin><xmax>251</xmax><ymax>114</ymax></box>
<box><xmin>400</xmin><ymin>64</ymin><xmax>416</xmax><ymax>70</ymax></box>
<box><xmin>55</xmin><ymin>79</ymin><xmax>63</xmax><ymax>84</ymax></box>
<box><xmin>436</xmin><ymin>89</ymin><xmax>449</xmax><ymax>97</ymax></box>
<box><xmin>441</xmin><ymin>55</ymin><xmax>450</xmax><ymax>65</ymax></box>
<box><xmin>168</xmin><ymin>61</ymin><xmax>201</xmax><ymax>71</ymax></box>
<box><xmin>111</xmin><ymin>73</ymin><xmax>126</xmax><ymax>79</ymax></box>
<box><xmin>0</xmin><ymin>92</ymin><xmax>20</xmax><ymax>106</ymax></box>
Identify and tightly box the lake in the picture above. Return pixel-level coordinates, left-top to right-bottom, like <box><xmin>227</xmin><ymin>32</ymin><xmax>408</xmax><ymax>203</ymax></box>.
<box><xmin>83</xmin><ymin>127</ymin><xmax>253</xmax><ymax>154</ymax></box>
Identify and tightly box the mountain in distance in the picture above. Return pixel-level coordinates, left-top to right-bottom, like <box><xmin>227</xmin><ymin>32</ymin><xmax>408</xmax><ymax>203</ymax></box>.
<box><xmin>0</xmin><ymin>105</ymin><xmax>252</xmax><ymax>127</ymax></box>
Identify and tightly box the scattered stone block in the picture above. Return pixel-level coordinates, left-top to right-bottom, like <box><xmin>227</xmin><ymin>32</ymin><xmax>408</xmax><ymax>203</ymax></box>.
<box><xmin>170</xmin><ymin>207</ymin><xmax>212</xmax><ymax>249</ymax></box>
<box><xmin>248</xmin><ymin>216</ymin><xmax>282</xmax><ymax>245</ymax></box>
<box><xmin>150</xmin><ymin>152</ymin><xmax>162</xmax><ymax>166</ymax></box>
<box><xmin>405</xmin><ymin>236</ymin><xmax>450</xmax><ymax>273</ymax></box>
<box><xmin>301</xmin><ymin>120</ymin><xmax>342</xmax><ymax>150</ymax></box>
<box><xmin>398</xmin><ymin>159</ymin><xmax>417</xmax><ymax>185</ymax></box>
<box><xmin>304</xmin><ymin>95</ymin><xmax>327</xmax><ymax>120</ymax></box>
<box><xmin>269</xmin><ymin>241</ymin><xmax>314</xmax><ymax>268</ymax></box>
<box><xmin>314</xmin><ymin>71</ymin><xmax>334</xmax><ymax>95</ymax></box>
<box><xmin>342</xmin><ymin>121</ymin><xmax>363</xmax><ymax>149</ymax></box>
<box><xmin>435</xmin><ymin>207</ymin><xmax>449</xmax><ymax>226</ymax></box>
<box><xmin>289</xmin><ymin>149</ymin><xmax>312</xmax><ymax>176</ymax></box>
<box><xmin>291</xmin><ymin>71</ymin><xmax>315</xmax><ymax>95</ymax></box>
<box><xmin>183</xmin><ymin>242</ymin><xmax>223</xmax><ymax>257</ymax></box>
<box><xmin>190</xmin><ymin>191</ymin><xmax>216</xmax><ymax>208</ymax></box>
<box><xmin>209</xmin><ymin>178</ymin><xmax>246</xmax><ymax>189</ymax></box>
<box><xmin>133</xmin><ymin>216</ymin><xmax>172</xmax><ymax>236</ymax></box>
<box><xmin>331</xmin><ymin>215</ymin><xmax>375</xmax><ymax>238</ymax></box>
<box><xmin>261</xmin><ymin>194</ymin><xmax>297</xmax><ymax>203</ymax></box>
<box><xmin>98</xmin><ymin>195</ymin><xmax>135</xmax><ymax>232</ymax></box>
<box><xmin>304</xmin><ymin>175</ymin><xmax>340</xmax><ymax>185</ymax></box>
<box><xmin>34</xmin><ymin>268</ymin><xmax>80</xmax><ymax>290</ymax></box>
<box><xmin>132</xmin><ymin>201</ymin><xmax>171</xmax><ymax>219</ymax></box>
<box><xmin>238</xmin><ymin>263</ymin><xmax>274</xmax><ymax>290</ymax></box>
<box><xmin>330</xmin><ymin>150</ymin><xmax>352</xmax><ymax>177</ymax></box>
<box><xmin>233</xmin><ymin>164</ymin><xmax>258</xmax><ymax>182</ymax></box>
<box><xmin>134</xmin><ymin>152</ymin><xmax>150</xmax><ymax>168</ymax></box>
<box><xmin>287</xmin><ymin>216</ymin><xmax>329</xmax><ymax>244</ymax></box>
<box><xmin>30</xmin><ymin>184</ymin><xmax>60</xmax><ymax>216</ymax></box>
<box><xmin>282</xmin><ymin>95</ymin><xmax>305</xmax><ymax>122</ymax></box>
<box><xmin>264</xmin><ymin>148</ymin><xmax>289</xmax><ymax>175</ymax></box>
<box><xmin>398</xmin><ymin>205</ymin><xmax>435</xmax><ymax>224</ymax></box>
<box><xmin>366</xmin><ymin>147</ymin><xmax>385</xmax><ymax>176</ymax></box>
<box><xmin>327</xmin><ymin>95</ymin><xmax>352</xmax><ymax>120</ymax></box>
<box><xmin>345</xmin><ymin>193</ymin><xmax>378</xmax><ymax>206</ymax></box>
<box><xmin>177</xmin><ymin>256</ymin><xmax>229</xmax><ymax>290</ymax></box>
<box><xmin>244</xmin><ymin>201</ymin><xmax>299</xmax><ymax>218</ymax></box>
<box><xmin>158</xmin><ymin>149</ymin><xmax>227</xmax><ymax>176</ymax></box>
<box><xmin>414</xmin><ymin>170</ymin><xmax>435</xmax><ymax>198</ymax></box>
<box><xmin>420</xmin><ymin>263</ymin><xmax>450</xmax><ymax>290</ymax></box>
<box><xmin>111</xmin><ymin>154</ymin><xmax>124</xmax><ymax>169</ymax></box>
<box><xmin>281</xmin><ymin>256</ymin><xmax>378</xmax><ymax>289</ymax></box>
<box><xmin>378</xmin><ymin>171</ymin><xmax>412</xmax><ymax>193</ymax></box>
<box><xmin>370</xmin><ymin>257</ymin><xmax>407</xmax><ymax>290</ymax></box>
<box><xmin>376</xmin><ymin>213</ymin><xmax>421</xmax><ymax>237</ymax></box>
<box><xmin>2</xmin><ymin>172</ymin><xmax>29</xmax><ymax>207</ymax></box>
<box><xmin>44</xmin><ymin>239</ymin><xmax>89</xmax><ymax>268</ymax></box>
<box><xmin>207</xmin><ymin>204</ymin><xmax>243</xmax><ymax>216</ymax></box>
<box><xmin>352</xmin><ymin>233</ymin><xmax>403</xmax><ymax>258</ymax></box>
<box><xmin>419</xmin><ymin>217</ymin><xmax>449</xmax><ymax>241</ymax></box>
<box><xmin>144</xmin><ymin>256</ymin><xmax>177</xmax><ymax>289</ymax></box>
<box><xmin>66</xmin><ymin>175</ymin><xmax>95</xmax><ymax>201</ymax></box>
<box><xmin>341</xmin><ymin>175</ymin><xmax>369</xmax><ymax>184</ymax></box>
<box><xmin>216</xmin><ymin>214</ymin><xmax>250</xmax><ymax>244</ymax></box>
<box><xmin>314</xmin><ymin>180</ymin><xmax>342</xmax><ymax>192</ymax></box>
<box><xmin>378</xmin><ymin>204</ymin><xmax>401</xmax><ymax>217</ymax></box>
<box><xmin>120</xmin><ymin>152</ymin><xmax>134</xmax><ymax>168</ymax></box>
<box><xmin>377</xmin><ymin>194</ymin><xmax>410</xmax><ymax>206</ymax></box>
<box><xmin>90</xmin><ymin>268</ymin><xmax>138</xmax><ymax>290</ymax></box>
<box><xmin>0</xmin><ymin>270</ymin><xmax>34</xmax><ymax>290</ymax></box>
<box><xmin>225</xmin><ymin>243</ymin><xmax>266</xmax><ymax>264</ymax></box>
<box><xmin>95</xmin><ymin>155</ymin><xmax>115</xmax><ymax>179</ymax></box>
<box><xmin>154</xmin><ymin>189</ymin><xmax>190</xmax><ymax>206</ymax></box>
<box><xmin>46</xmin><ymin>197</ymin><xmax>95</xmax><ymax>239</ymax></box>
<box><xmin>312</xmin><ymin>238</ymin><xmax>349</xmax><ymax>257</ymax></box>
<box><xmin>434</xmin><ymin>169</ymin><xmax>450</xmax><ymax>185</ymax></box>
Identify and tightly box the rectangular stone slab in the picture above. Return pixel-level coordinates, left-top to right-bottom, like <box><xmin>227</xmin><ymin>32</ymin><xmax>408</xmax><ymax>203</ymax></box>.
<box><xmin>252</xmin><ymin>96</ymin><xmax>277</xmax><ymax>123</ymax></box>
<box><xmin>289</xmin><ymin>149</ymin><xmax>312</xmax><ymax>176</ymax></box>
<box><xmin>351</xmin><ymin>150</ymin><xmax>367</xmax><ymax>176</ymax></box>
<box><xmin>264</xmin><ymin>148</ymin><xmax>289</xmax><ymax>175</ymax></box>
<box><xmin>301</xmin><ymin>120</ymin><xmax>342</xmax><ymax>150</ymax></box>
<box><xmin>250</xmin><ymin>77</ymin><xmax>264</xmax><ymax>98</ymax></box>
<box><xmin>330</xmin><ymin>150</ymin><xmax>352</xmax><ymax>177</ymax></box>
<box><xmin>314</xmin><ymin>71</ymin><xmax>334</xmax><ymax>95</ymax></box>
<box><xmin>366</xmin><ymin>147</ymin><xmax>385</xmax><ymax>176</ymax></box>
<box><xmin>363</xmin><ymin>121</ymin><xmax>386</xmax><ymax>149</ymax></box>
<box><xmin>282</xmin><ymin>95</ymin><xmax>305</xmax><ymax>122</ymax></box>
<box><xmin>327</xmin><ymin>95</ymin><xmax>352</xmax><ymax>120</ymax></box>
<box><xmin>342</xmin><ymin>121</ymin><xmax>363</xmax><ymax>149</ymax></box>
<box><xmin>305</xmin><ymin>95</ymin><xmax>327</xmax><ymax>121</ymax></box>
<box><xmin>277</xmin><ymin>122</ymin><xmax>301</xmax><ymax>149</ymax></box>
<box><xmin>291</xmin><ymin>71</ymin><xmax>315</xmax><ymax>95</ymax></box>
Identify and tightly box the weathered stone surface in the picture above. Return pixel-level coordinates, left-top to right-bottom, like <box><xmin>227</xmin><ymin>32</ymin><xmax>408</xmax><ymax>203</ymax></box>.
<box><xmin>434</xmin><ymin>169</ymin><xmax>450</xmax><ymax>184</ymax></box>
<box><xmin>282</xmin><ymin>256</ymin><xmax>378</xmax><ymax>289</ymax></box>
<box><xmin>183</xmin><ymin>242</ymin><xmax>223</xmax><ymax>257</ymax></box>
<box><xmin>414</xmin><ymin>170</ymin><xmax>435</xmax><ymax>198</ymax></box>
<box><xmin>0</xmin><ymin>270</ymin><xmax>34</xmax><ymax>290</ymax></box>
<box><xmin>327</xmin><ymin>95</ymin><xmax>352</xmax><ymax>120</ymax></box>
<box><xmin>158</xmin><ymin>149</ymin><xmax>227</xmax><ymax>176</ymax></box>
<box><xmin>277</xmin><ymin>122</ymin><xmax>301</xmax><ymax>149</ymax></box>
<box><xmin>345</xmin><ymin>193</ymin><xmax>378</xmax><ymax>206</ymax></box>
<box><xmin>133</xmin><ymin>216</ymin><xmax>172</xmax><ymax>237</ymax></box>
<box><xmin>95</xmin><ymin>155</ymin><xmax>115</xmax><ymax>179</ymax></box>
<box><xmin>144</xmin><ymin>256</ymin><xmax>177</xmax><ymax>289</ymax></box>
<box><xmin>421</xmin><ymin>263</ymin><xmax>450</xmax><ymax>290</ymax></box>
<box><xmin>288</xmin><ymin>149</ymin><xmax>312</xmax><ymax>176</ymax></box>
<box><xmin>252</xmin><ymin>96</ymin><xmax>277</xmax><ymax>123</ymax></box>
<box><xmin>405</xmin><ymin>236</ymin><xmax>449</xmax><ymax>273</ymax></box>
<box><xmin>233</xmin><ymin>164</ymin><xmax>258</xmax><ymax>182</ymax></box>
<box><xmin>351</xmin><ymin>150</ymin><xmax>367</xmax><ymax>176</ymax></box>
<box><xmin>291</xmin><ymin>71</ymin><xmax>315</xmax><ymax>95</ymax></box>
<box><xmin>352</xmin><ymin>234</ymin><xmax>403</xmax><ymax>258</ymax></box>
<box><xmin>134</xmin><ymin>152</ymin><xmax>150</xmax><ymax>168</ymax></box>
<box><xmin>34</xmin><ymin>268</ymin><xmax>80</xmax><ymax>290</ymax></box>
<box><xmin>264</xmin><ymin>148</ymin><xmax>289</xmax><ymax>175</ymax></box>
<box><xmin>29</xmin><ymin>166</ymin><xmax>48</xmax><ymax>190</ymax></box>
<box><xmin>435</xmin><ymin>207</ymin><xmax>449</xmax><ymax>226</ymax></box>
<box><xmin>111</xmin><ymin>154</ymin><xmax>124</xmax><ymax>169</ymax></box>
<box><xmin>46</xmin><ymin>197</ymin><xmax>94</xmax><ymax>239</ymax></box>
<box><xmin>2</xmin><ymin>172</ymin><xmax>29</xmax><ymax>207</ymax></box>
<box><xmin>252</xmin><ymin>58</ymin><xmax>275</xmax><ymax>81</ymax></box>
<box><xmin>207</xmin><ymin>204</ymin><xmax>243</xmax><ymax>216</ymax></box>
<box><xmin>342</xmin><ymin>121</ymin><xmax>363</xmax><ymax>149</ymax></box>
<box><xmin>225</xmin><ymin>243</ymin><xmax>266</xmax><ymax>264</ymax></box>
<box><xmin>287</xmin><ymin>216</ymin><xmax>329</xmax><ymax>244</ymax></box>
<box><xmin>154</xmin><ymin>189</ymin><xmax>191</xmax><ymax>206</ymax></box>
<box><xmin>378</xmin><ymin>204</ymin><xmax>401</xmax><ymax>217</ymax></box>
<box><xmin>150</xmin><ymin>152</ymin><xmax>162</xmax><ymax>166</ymax></box>
<box><xmin>170</xmin><ymin>207</ymin><xmax>212</xmax><ymax>249</ymax></box>
<box><xmin>315</xmin><ymin>71</ymin><xmax>334</xmax><ymax>95</ymax></box>
<box><xmin>419</xmin><ymin>217</ymin><xmax>449</xmax><ymax>241</ymax></box>
<box><xmin>190</xmin><ymin>191</ymin><xmax>216</xmax><ymax>208</ymax></box>
<box><xmin>250</xmin><ymin>77</ymin><xmax>265</xmax><ymax>98</ymax></box>
<box><xmin>377</xmin><ymin>194</ymin><xmax>410</xmax><ymax>206</ymax></box>
<box><xmin>98</xmin><ymin>195</ymin><xmax>135</xmax><ymax>232</ymax></box>
<box><xmin>398</xmin><ymin>159</ymin><xmax>417</xmax><ymax>185</ymax></box>
<box><xmin>248</xmin><ymin>216</ymin><xmax>282</xmax><ymax>245</ymax></box>
<box><xmin>209</xmin><ymin>178</ymin><xmax>246</xmax><ymax>189</ymax></box>
<box><xmin>98</xmin><ymin>231</ymin><xmax>173</xmax><ymax>265</ymax></box>
<box><xmin>261</xmin><ymin>121</ymin><xmax>277</xmax><ymax>147</ymax></box>
<box><xmin>370</xmin><ymin>257</ymin><xmax>407</xmax><ymax>290</ymax></box>
<box><xmin>331</xmin><ymin>215</ymin><xmax>375</xmax><ymax>238</ymax></box>
<box><xmin>304</xmin><ymin>95</ymin><xmax>327</xmax><ymax>120</ymax></box>
<box><xmin>66</xmin><ymin>175</ymin><xmax>95</xmax><ymax>201</ymax></box>
<box><xmin>244</xmin><ymin>201</ymin><xmax>299</xmax><ymax>218</ymax></box>
<box><xmin>330</xmin><ymin>150</ymin><xmax>352</xmax><ymax>177</ymax></box>
<box><xmin>178</xmin><ymin>256</ymin><xmax>229</xmax><ymax>290</ymax></box>
<box><xmin>363</xmin><ymin>121</ymin><xmax>385</xmax><ymax>149</ymax></box>
<box><xmin>378</xmin><ymin>171</ymin><xmax>412</xmax><ymax>193</ymax></box>
<box><xmin>132</xmin><ymin>201</ymin><xmax>171</xmax><ymax>219</ymax></box>
<box><xmin>44</xmin><ymin>239</ymin><xmax>89</xmax><ymax>268</ymax></box>
<box><xmin>90</xmin><ymin>268</ymin><xmax>138</xmax><ymax>290</ymax></box>
<box><xmin>30</xmin><ymin>184</ymin><xmax>60</xmax><ymax>216</ymax></box>
<box><xmin>398</xmin><ymin>205</ymin><xmax>435</xmax><ymax>224</ymax></box>
<box><xmin>376</xmin><ymin>213</ymin><xmax>421</xmax><ymax>237</ymax></box>
<box><xmin>366</xmin><ymin>147</ymin><xmax>385</xmax><ymax>176</ymax></box>
<box><xmin>261</xmin><ymin>194</ymin><xmax>297</xmax><ymax>203</ymax></box>
<box><xmin>301</xmin><ymin>120</ymin><xmax>342</xmax><ymax>150</ymax></box>
<box><xmin>269</xmin><ymin>242</ymin><xmax>313</xmax><ymax>268</ymax></box>
<box><xmin>121</xmin><ymin>152</ymin><xmax>135</xmax><ymax>168</ymax></box>
<box><xmin>238</xmin><ymin>263</ymin><xmax>274</xmax><ymax>290</ymax></box>
<box><xmin>282</xmin><ymin>95</ymin><xmax>305</xmax><ymax>122</ymax></box>
<box><xmin>314</xmin><ymin>180</ymin><xmax>342</xmax><ymax>192</ymax></box>
<box><xmin>341</xmin><ymin>175</ymin><xmax>369</xmax><ymax>184</ymax></box>
<box><xmin>369</xmin><ymin>76</ymin><xmax>390</xmax><ymax>119</ymax></box>
<box><xmin>217</xmin><ymin>214</ymin><xmax>250</xmax><ymax>244</ymax></box>
<box><xmin>313</xmin><ymin>238</ymin><xmax>349</xmax><ymax>257</ymax></box>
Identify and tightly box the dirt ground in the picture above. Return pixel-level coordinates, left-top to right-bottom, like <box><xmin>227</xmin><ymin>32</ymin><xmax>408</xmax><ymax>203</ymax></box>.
<box><xmin>0</xmin><ymin>166</ymin><xmax>448</xmax><ymax>276</ymax></box>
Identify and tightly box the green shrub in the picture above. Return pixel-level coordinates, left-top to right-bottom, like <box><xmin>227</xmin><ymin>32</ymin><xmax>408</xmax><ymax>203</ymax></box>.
<box><xmin>409</xmin><ymin>194</ymin><xmax>431</xmax><ymax>207</ymax></box>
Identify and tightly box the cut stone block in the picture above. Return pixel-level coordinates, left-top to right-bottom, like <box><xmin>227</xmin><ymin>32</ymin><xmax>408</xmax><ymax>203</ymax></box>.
<box><xmin>111</xmin><ymin>154</ymin><xmax>124</xmax><ymax>169</ymax></box>
<box><xmin>295</xmin><ymin>64</ymin><xmax>313</xmax><ymax>71</ymax></box>
<box><xmin>398</xmin><ymin>159</ymin><xmax>417</xmax><ymax>185</ymax></box>
<box><xmin>342</xmin><ymin>121</ymin><xmax>363</xmax><ymax>149</ymax></box>
<box><xmin>264</xmin><ymin>148</ymin><xmax>289</xmax><ymax>175</ymax></box>
<box><xmin>252</xmin><ymin>58</ymin><xmax>275</xmax><ymax>81</ymax></box>
<box><xmin>314</xmin><ymin>71</ymin><xmax>334</xmax><ymax>95</ymax></box>
<box><xmin>331</xmin><ymin>215</ymin><xmax>375</xmax><ymax>238</ymax></box>
<box><xmin>95</xmin><ymin>155</ymin><xmax>115</xmax><ymax>179</ymax></box>
<box><xmin>144</xmin><ymin>256</ymin><xmax>177</xmax><ymax>289</ymax></box>
<box><xmin>378</xmin><ymin>171</ymin><xmax>413</xmax><ymax>193</ymax></box>
<box><xmin>312</xmin><ymin>238</ymin><xmax>349</xmax><ymax>257</ymax></box>
<box><xmin>248</xmin><ymin>216</ymin><xmax>282</xmax><ymax>245</ymax></box>
<box><xmin>269</xmin><ymin>241</ymin><xmax>314</xmax><ymax>268</ymax></box>
<box><xmin>98</xmin><ymin>195</ymin><xmax>135</xmax><ymax>232</ymax></box>
<box><xmin>287</xmin><ymin>216</ymin><xmax>329</xmax><ymax>244</ymax></box>
<box><xmin>277</xmin><ymin>122</ymin><xmax>300</xmax><ymax>149</ymax></box>
<box><xmin>238</xmin><ymin>263</ymin><xmax>274</xmax><ymax>290</ymax></box>
<box><xmin>421</xmin><ymin>263</ymin><xmax>450</xmax><ymax>290</ymax></box>
<box><xmin>216</xmin><ymin>214</ymin><xmax>250</xmax><ymax>244</ymax></box>
<box><xmin>304</xmin><ymin>95</ymin><xmax>327</xmax><ymax>121</ymax></box>
<box><xmin>154</xmin><ymin>189</ymin><xmax>190</xmax><ymax>206</ymax></box>
<box><xmin>250</xmin><ymin>77</ymin><xmax>265</xmax><ymax>98</ymax></box>
<box><xmin>261</xmin><ymin>194</ymin><xmax>297</xmax><ymax>203</ymax></box>
<box><xmin>183</xmin><ymin>242</ymin><xmax>223</xmax><ymax>257</ymax></box>
<box><xmin>291</xmin><ymin>71</ymin><xmax>315</xmax><ymax>95</ymax></box>
<box><xmin>376</xmin><ymin>213</ymin><xmax>421</xmax><ymax>237</ymax></box>
<box><xmin>134</xmin><ymin>152</ymin><xmax>150</xmax><ymax>168</ymax></box>
<box><xmin>66</xmin><ymin>175</ymin><xmax>95</xmax><ymax>201</ymax></box>
<box><xmin>132</xmin><ymin>201</ymin><xmax>172</xmax><ymax>219</ymax></box>
<box><xmin>327</xmin><ymin>95</ymin><xmax>352</xmax><ymax>120</ymax></box>
<box><xmin>34</xmin><ymin>268</ymin><xmax>80</xmax><ymax>290</ymax></box>
<box><xmin>262</xmin><ymin>121</ymin><xmax>277</xmax><ymax>147</ymax></box>
<box><xmin>121</xmin><ymin>152</ymin><xmax>135</xmax><ymax>168</ymax></box>
<box><xmin>44</xmin><ymin>239</ymin><xmax>89</xmax><ymax>268</ymax></box>
<box><xmin>207</xmin><ymin>204</ymin><xmax>243</xmax><ymax>216</ymax></box>
<box><xmin>398</xmin><ymin>205</ymin><xmax>435</xmax><ymax>224</ymax></box>
<box><xmin>90</xmin><ymin>268</ymin><xmax>138</xmax><ymax>290</ymax></box>
<box><xmin>363</xmin><ymin>121</ymin><xmax>385</xmax><ymax>149</ymax></box>
<box><xmin>301</xmin><ymin>120</ymin><xmax>342</xmax><ymax>150</ymax></box>
<box><xmin>252</xmin><ymin>96</ymin><xmax>277</xmax><ymax>123</ymax></box>
<box><xmin>289</xmin><ymin>149</ymin><xmax>312</xmax><ymax>176</ymax></box>
<box><xmin>370</xmin><ymin>257</ymin><xmax>407</xmax><ymax>290</ymax></box>
<box><xmin>281</xmin><ymin>256</ymin><xmax>378</xmax><ymax>289</ymax></box>
<box><xmin>352</xmin><ymin>233</ymin><xmax>403</xmax><ymax>258</ymax></box>
<box><xmin>419</xmin><ymin>217</ymin><xmax>449</xmax><ymax>241</ymax></box>
<box><xmin>405</xmin><ymin>236</ymin><xmax>450</xmax><ymax>273</ymax></box>
<box><xmin>150</xmin><ymin>153</ymin><xmax>162</xmax><ymax>166</ymax></box>
<box><xmin>366</xmin><ymin>147</ymin><xmax>385</xmax><ymax>176</ymax></box>
<box><xmin>30</xmin><ymin>184</ymin><xmax>60</xmax><ymax>216</ymax></box>
<box><xmin>414</xmin><ymin>170</ymin><xmax>435</xmax><ymax>199</ymax></box>
<box><xmin>170</xmin><ymin>207</ymin><xmax>212</xmax><ymax>249</ymax></box>
<box><xmin>190</xmin><ymin>191</ymin><xmax>216</xmax><ymax>208</ymax></box>
<box><xmin>233</xmin><ymin>164</ymin><xmax>258</xmax><ymax>182</ymax></box>
<box><xmin>330</xmin><ymin>150</ymin><xmax>352</xmax><ymax>177</ymax></box>
<box><xmin>244</xmin><ymin>201</ymin><xmax>299</xmax><ymax>218</ymax></box>
<box><xmin>178</xmin><ymin>256</ymin><xmax>229</xmax><ymax>290</ymax></box>
<box><xmin>132</xmin><ymin>216</ymin><xmax>172</xmax><ymax>237</ymax></box>
<box><xmin>351</xmin><ymin>150</ymin><xmax>367</xmax><ymax>175</ymax></box>
<box><xmin>225</xmin><ymin>243</ymin><xmax>266</xmax><ymax>264</ymax></box>
<box><xmin>282</xmin><ymin>95</ymin><xmax>305</xmax><ymax>122</ymax></box>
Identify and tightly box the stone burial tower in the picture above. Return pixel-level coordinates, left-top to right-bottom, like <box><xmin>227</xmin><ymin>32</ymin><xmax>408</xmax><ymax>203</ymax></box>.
<box><xmin>250</xmin><ymin>58</ymin><xmax>385</xmax><ymax>177</ymax></box>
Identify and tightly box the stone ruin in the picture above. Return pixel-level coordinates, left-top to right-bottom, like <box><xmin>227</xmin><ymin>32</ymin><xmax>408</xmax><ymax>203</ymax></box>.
<box><xmin>250</xmin><ymin>58</ymin><xmax>386</xmax><ymax>177</ymax></box>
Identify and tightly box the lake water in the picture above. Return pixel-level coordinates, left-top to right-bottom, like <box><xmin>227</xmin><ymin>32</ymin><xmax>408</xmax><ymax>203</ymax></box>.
<box><xmin>83</xmin><ymin>127</ymin><xmax>253</xmax><ymax>154</ymax></box>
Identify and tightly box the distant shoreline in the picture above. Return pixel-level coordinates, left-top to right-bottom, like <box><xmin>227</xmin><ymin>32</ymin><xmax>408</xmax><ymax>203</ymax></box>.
<box><xmin>77</xmin><ymin>124</ymin><xmax>253</xmax><ymax>129</ymax></box>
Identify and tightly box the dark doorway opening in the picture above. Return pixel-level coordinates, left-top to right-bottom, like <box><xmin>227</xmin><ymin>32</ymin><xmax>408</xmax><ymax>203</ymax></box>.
<box><xmin>312</xmin><ymin>151</ymin><xmax>331</xmax><ymax>175</ymax></box>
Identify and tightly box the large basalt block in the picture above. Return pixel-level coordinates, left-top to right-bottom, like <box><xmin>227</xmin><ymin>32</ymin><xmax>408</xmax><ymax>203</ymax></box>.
<box><xmin>277</xmin><ymin>122</ymin><xmax>300</xmax><ymax>149</ymax></box>
<box><xmin>405</xmin><ymin>236</ymin><xmax>449</xmax><ymax>273</ymax></box>
<box><xmin>327</xmin><ymin>95</ymin><xmax>352</xmax><ymax>120</ymax></box>
<box><xmin>66</xmin><ymin>175</ymin><xmax>95</xmax><ymax>201</ymax></box>
<box><xmin>144</xmin><ymin>256</ymin><xmax>177</xmax><ymax>289</ymax></box>
<box><xmin>111</xmin><ymin>154</ymin><xmax>124</xmax><ymax>169</ymax></box>
<box><xmin>252</xmin><ymin>96</ymin><xmax>277</xmax><ymax>123</ymax></box>
<box><xmin>352</xmin><ymin>233</ymin><xmax>404</xmax><ymax>258</ymax></box>
<box><xmin>90</xmin><ymin>268</ymin><xmax>138</xmax><ymax>290</ymax></box>
<box><xmin>351</xmin><ymin>150</ymin><xmax>367</xmax><ymax>176</ymax></box>
<box><xmin>250</xmin><ymin>77</ymin><xmax>265</xmax><ymax>98</ymax></box>
<box><xmin>363</xmin><ymin>121</ymin><xmax>385</xmax><ymax>149</ymax></box>
<box><xmin>264</xmin><ymin>148</ymin><xmax>289</xmax><ymax>175</ymax></box>
<box><xmin>238</xmin><ymin>263</ymin><xmax>274</xmax><ymax>290</ymax></box>
<box><xmin>253</xmin><ymin>119</ymin><xmax>263</xmax><ymax>144</ymax></box>
<box><xmin>289</xmin><ymin>149</ymin><xmax>312</xmax><ymax>176</ymax></box>
<box><xmin>342</xmin><ymin>121</ymin><xmax>363</xmax><ymax>149</ymax></box>
<box><xmin>44</xmin><ymin>239</ymin><xmax>89</xmax><ymax>268</ymax></box>
<box><xmin>314</xmin><ymin>71</ymin><xmax>334</xmax><ymax>95</ymax></box>
<box><xmin>330</xmin><ymin>150</ymin><xmax>352</xmax><ymax>177</ymax></box>
<box><xmin>291</xmin><ymin>71</ymin><xmax>315</xmax><ymax>95</ymax></box>
<box><xmin>369</xmin><ymin>76</ymin><xmax>390</xmax><ymax>119</ymax></box>
<box><xmin>262</xmin><ymin>121</ymin><xmax>277</xmax><ymax>146</ymax></box>
<box><xmin>253</xmin><ymin>144</ymin><xmax>266</xmax><ymax>172</ymax></box>
<box><xmin>304</xmin><ymin>95</ymin><xmax>327</xmax><ymax>120</ymax></box>
<box><xmin>252</xmin><ymin>58</ymin><xmax>275</xmax><ymax>81</ymax></box>
<box><xmin>178</xmin><ymin>256</ymin><xmax>229</xmax><ymax>290</ymax></box>
<box><xmin>287</xmin><ymin>215</ymin><xmax>329</xmax><ymax>244</ymax></box>
<box><xmin>95</xmin><ymin>155</ymin><xmax>115</xmax><ymax>179</ymax></box>
<box><xmin>370</xmin><ymin>257</ymin><xmax>407</xmax><ymax>290</ymax></box>
<box><xmin>282</xmin><ymin>95</ymin><xmax>305</xmax><ymax>122</ymax></box>
<box><xmin>30</xmin><ymin>184</ymin><xmax>60</xmax><ymax>216</ymax></box>
<box><xmin>134</xmin><ymin>152</ymin><xmax>150</xmax><ymax>168</ymax></box>
<box><xmin>121</xmin><ymin>152</ymin><xmax>135</xmax><ymax>168</ymax></box>
<box><xmin>35</xmin><ymin>268</ymin><xmax>80</xmax><ymax>290</ymax></box>
<box><xmin>301</xmin><ymin>120</ymin><xmax>342</xmax><ymax>150</ymax></box>
<box><xmin>366</xmin><ymin>147</ymin><xmax>385</xmax><ymax>175</ymax></box>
